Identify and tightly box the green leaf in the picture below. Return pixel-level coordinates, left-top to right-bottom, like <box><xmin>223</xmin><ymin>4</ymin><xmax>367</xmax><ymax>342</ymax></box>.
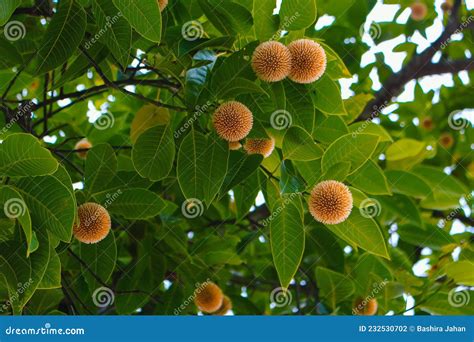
<box><xmin>253</xmin><ymin>0</ymin><xmax>279</xmax><ymax>41</ymax></box>
<box><xmin>282</xmin><ymin>126</ymin><xmax>323</xmax><ymax>161</ymax></box>
<box><xmin>104</xmin><ymin>188</ymin><xmax>166</xmax><ymax>219</ymax></box>
<box><xmin>38</xmin><ymin>247</ymin><xmax>61</xmax><ymax>290</ymax></box>
<box><xmin>348</xmin><ymin>122</ymin><xmax>393</xmax><ymax>143</ymax></box>
<box><xmin>280</xmin><ymin>0</ymin><xmax>317</xmax><ymax>30</ymax></box>
<box><xmin>327</xmin><ymin>210</ymin><xmax>390</xmax><ymax>259</ymax></box>
<box><xmin>217</xmin><ymin>77</ymin><xmax>268</xmax><ymax>100</ymax></box>
<box><xmin>79</xmin><ymin>231</ymin><xmax>116</xmax><ymax>291</ymax></box>
<box><xmin>314</xmin><ymin>115</ymin><xmax>349</xmax><ymax>144</ymax></box>
<box><xmin>15</xmin><ymin>168</ymin><xmax>76</xmax><ymax>242</ymax></box>
<box><xmin>0</xmin><ymin>134</ymin><xmax>58</xmax><ymax>177</ymax></box>
<box><xmin>312</xmin><ymin>74</ymin><xmax>346</xmax><ymax>115</ymax></box>
<box><xmin>0</xmin><ymin>185</ymin><xmax>32</xmax><ymax>255</ymax></box>
<box><xmin>198</xmin><ymin>0</ymin><xmax>253</xmax><ymax>36</ymax></box>
<box><xmin>386</xmin><ymin>138</ymin><xmax>427</xmax><ymax>170</ymax></box>
<box><xmin>315</xmin><ymin>267</ymin><xmax>355</xmax><ymax>310</ymax></box>
<box><xmin>398</xmin><ymin>224</ymin><xmax>454</xmax><ymax>250</ymax></box>
<box><xmin>385</xmin><ymin>170</ymin><xmax>431</xmax><ymax>199</ymax></box>
<box><xmin>270</xmin><ymin>195</ymin><xmax>305</xmax><ymax>289</ymax></box>
<box><xmin>347</xmin><ymin>160</ymin><xmax>391</xmax><ymax>195</ymax></box>
<box><xmin>0</xmin><ymin>0</ymin><xmax>21</xmax><ymax>26</ymax></box>
<box><xmin>178</xmin><ymin>130</ymin><xmax>209</xmax><ymax>201</ymax></box>
<box><xmin>132</xmin><ymin>124</ymin><xmax>175</xmax><ymax>182</ymax></box>
<box><xmin>85</xmin><ymin>144</ymin><xmax>117</xmax><ymax>197</ymax></box>
<box><xmin>321</xmin><ymin>133</ymin><xmax>379</xmax><ymax>174</ymax></box>
<box><xmin>320</xmin><ymin>161</ymin><xmax>351</xmax><ymax>182</ymax></box>
<box><xmin>0</xmin><ymin>38</ymin><xmax>23</xmax><ymax>69</ymax></box>
<box><xmin>33</xmin><ymin>0</ymin><xmax>86</xmax><ymax>74</ymax></box>
<box><xmin>112</xmin><ymin>0</ymin><xmax>161</xmax><ymax>43</ymax></box>
<box><xmin>420</xmin><ymin>292</ymin><xmax>474</xmax><ymax>315</ymax></box>
<box><xmin>413</xmin><ymin>165</ymin><xmax>468</xmax><ymax>210</ymax></box>
<box><xmin>445</xmin><ymin>261</ymin><xmax>474</xmax><ymax>286</ymax></box>
<box><xmin>220</xmin><ymin>152</ymin><xmax>263</xmax><ymax>195</ymax></box>
<box><xmin>92</xmin><ymin>0</ymin><xmax>132</xmax><ymax>68</ymax></box>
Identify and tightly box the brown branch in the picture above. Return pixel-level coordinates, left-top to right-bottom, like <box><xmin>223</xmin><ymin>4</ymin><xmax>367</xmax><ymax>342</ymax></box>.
<box><xmin>359</xmin><ymin>0</ymin><xmax>465</xmax><ymax>120</ymax></box>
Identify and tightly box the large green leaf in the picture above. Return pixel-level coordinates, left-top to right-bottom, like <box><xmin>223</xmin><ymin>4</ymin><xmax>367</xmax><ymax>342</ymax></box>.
<box><xmin>347</xmin><ymin>160</ymin><xmax>391</xmax><ymax>195</ymax></box>
<box><xmin>33</xmin><ymin>0</ymin><xmax>86</xmax><ymax>74</ymax></box>
<box><xmin>385</xmin><ymin>170</ymin><xmax>431</xmax><ymax>199</ymax></box>
<box><xmin>0</xmin><ymin>38</ymin><xmax>23</xmax><ymax>69</ymax></box>
<box><xmin>328</xmin><ymin>210</ymin><xmax>390</xmax><ymax>259</ymax></box>
<box><xmin>0</xmin><ymin>134</ymin><xmax>58</xmax><ymax>177</ymax></box>
<box><xmin>104</xmin><ymin>188</ymin><xmax>166</xmax><ymax>219</ymax></box>
<box><xmin>413</xmin><ymin>165</ymin><xmax>468</xmax><ymax>210</ymax></box>
<box><xmin>92</xmin><ymin>0</ymin><xmax>132</xmax><ymax>68</ymax></box>
<box><xmin>15</xmin><ymin>168</ymin><xmax>76</xmax><ymax>242</ymax></box>
<box><xmin>85</xmin><ymin>144</ymin><xmax>117</xmax><ymax>197</ymax></box>
<box><xmin>198</xmin><ymin>0</ymin><xmax>253</xmax><ymax>36</ymax></box>
<box><xmin>0</xmin><ymin>185</ymin><xmax>32</xmax><ymax>255</ymax></box>
<box><xmin>321</xmin><ymin>133</ymin><xmax>379</xmax><ymax>174</ymax></box>
<box><xmin>253</xmin><ymin>0</ymin><xmax>279</xmax><ymax>41</ymax></box>
<box><xmin>398</xmin><ymin>224</ymin><xmax>454</xmax><ymax>250</ymax></box>
<box><xmin>79</xmin><ymin>231</ymin><xmax>117</xmax><ymax>291</ymax></box>
<box><xmin>221</xmin><ymin>152</ymin><xmax>263</xmax><ymax>195</ymax></box>
<box><xmin>0</xmin><ymin>0</ymin><xmax>21</xmax><ymax>25</ymax></box>
<box><xmin>445</xmin><ymin>261</ymin><xmax>474</xmax><ymax>286</ymax></box>
<box><xmin>270</xmin><ymin>195</ymin><xmax>305</xmax><ymax>290</ymax></box>
<box><xmin>132</xmin><ymin>124</ymin><xmax>175</xmax><ymax>181</ymax></box>
<box><xmin>283</xmin><ymin>126</ymin><xmax>323</xmax><ymax>161</ymax></box>
<box><xmin>315</xmin><ymin>267</ymin><xmax>355</xmax><ymax>310</ymax></box>
<box><xmin>177</xmin><ymin>131</ymin><xmax>229</xmax><ymax>204</ymax></box>
<box><xmin>312</xmin><ymin>74</ymin><xmax>346</xmax><ymax>115</ymax></box>
<box><xmin>280</xmin><ymin>0</ymin><xmax>317</xmax><ymax>30</ymax></box>
<box><xmin>420</xmin><ymin>292</ymin><xmax>474</xmax><ymax>315</ymax></box>
<box><xmin>112</xmin><ymin>0</ymin><xmax>161</xmax><ymax>43</ymax></box>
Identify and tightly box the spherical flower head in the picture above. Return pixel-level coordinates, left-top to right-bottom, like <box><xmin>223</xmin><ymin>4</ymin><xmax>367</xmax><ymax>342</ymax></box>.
<box><xmin>244</xmin><ymin>138</ymin><xmax>275</xmax><ymax>158</ymax></box>
<box><xmin>309</xmin><ymin>180</ymin><xmax>353</xmax><ymax>225</ymax></box>
<box><xmin>288</xmin><ymin>39</ymin><xmax>327</xmax><ymax>84</ymax></box>
<box><xmin>441</xmin><ymin>1</ymin><xmax>452</xmax><ymax>12</ymax></box>
<box><xmin>73</xmin><ymin>203</ymin><xmax>111</xmax><ymax>244</ymax></box>
<box><xmin>439</xmin><ymin>132</ymin><xmax>454</xmax><ymax>148</ymax></box>
<box><xmin>74</xmin><ymin>138</ymin><xmax>92</xmax><ymax>160</ymax></box>
<box><xmin>251</xmin><ymin>41</ymin><xmax>292</xmax><ymax>82</ymax></box>
<box><xmin>229</xmin><ymin>141</ymin><xmax>242</xmax><ymax>151</ymax></box>
<box><xmin>213</xmin><ymin>296</ymin><xmax>232</xmax><ymax>316</ymax></box>
<box><xmin>213</xmin><ymin>101</ymin><xmax>253</xmax><ymax>142</ymax></box>
<box><xmin>194</xmin><ymin>282</ymin><xmax>224</xmax><ymax>313</ymax></box>
<box><xmin>157</xmin><ymin>0</ymin><xmax>168</xmax><ymax>11</ymax></box>
<box><xmin>354</xmin><ymin>298</ymin><xmax>378</xmax><ymax>316</ymax></box>
<box><xmin>411</xmin><ymin>2</ymin><xmax>428</xmax><ymax>21</ymax></box>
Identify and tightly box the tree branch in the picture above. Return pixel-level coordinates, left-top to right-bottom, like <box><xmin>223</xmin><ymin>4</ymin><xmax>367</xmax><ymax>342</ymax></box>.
<box><xmin>359</xmin><ymin>0</ymin><xmax>465</xmax><ymax>120</ymax></box>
